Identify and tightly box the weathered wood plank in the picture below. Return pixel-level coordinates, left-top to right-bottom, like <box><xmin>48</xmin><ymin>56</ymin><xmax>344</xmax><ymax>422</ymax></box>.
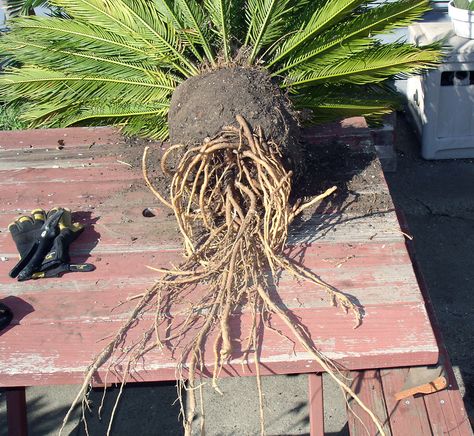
<box><xmin>0</xmin><ymin>229</ymin><xmax>434</xmax><ymax>317</ymax></box>
<box><xmin>0</xmin><ymin>237</ymin><xmax>413</xmax><ymax>268</ymax></box>
<box><xmin>288</xmin><ymin>214</ymin><xmax>404</xmax><ymax>244</ymax></box>
<box><xmin>347</xmin><ymin>370</ymin><xmax>391</xmax><ymax>436</ymax></box>
<box><xmin>380</xmin><ymin>367</ymin><xmax>433</xmax><ymax>436</ymax></box>
<box><xmin>6</xmin><ymin>387</ymin><xmax>28</xmax><ymax>436</ymax></box>
<box><xmin>0</xmin><ymin>260</ymin><xmax>431</xmax><ymax>311</ymax></box>
<box><xmin>308</xmin><ymin>373</ymin><xmax>324</xmax><ymax>436</ymax></box>
<box><xmin>0</xmin><ymin>179</ymin><xmax>139</xmax><ymax>210</ymax></box>
<box><xmin>0</xmin><ymin>263</ymin><xmax>437</xmax><ymax>327</ymax></box>
<box><xmin>0</xmin><ymin>164</ymin><xmax>139</xmax><ymax>183</ymax></box>
<box><xmin>0</xmin><ymin>127</ymin><xmax>121</xmax><ymax>150</ymax></box>
<box><xmin>0</xmin><ymin>301</ymin><xmax>438</xmax><ymax>387</ymax></box>
<box><xmin>0</xmin><ymin>213</ymin><xmax>406</xmax><ymax>252</ymax></box>
<box><xmin>423</xmin><ymin>374</ymin><xmax>473</xmax><ymax>436</ymax></box>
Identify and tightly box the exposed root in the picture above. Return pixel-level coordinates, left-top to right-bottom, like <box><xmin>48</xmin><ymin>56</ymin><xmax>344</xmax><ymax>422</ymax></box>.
<box><xmin>61</xmin><ymin>115</ymin><xmax>384</xmax><ymax>436</ymax></box>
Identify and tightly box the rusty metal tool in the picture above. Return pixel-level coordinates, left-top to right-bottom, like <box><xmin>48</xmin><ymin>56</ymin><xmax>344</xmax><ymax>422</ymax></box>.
<box><xmin>394</xmin><ymin>361</ymin><xmax>448</xmax><ymax>401</ymax></box>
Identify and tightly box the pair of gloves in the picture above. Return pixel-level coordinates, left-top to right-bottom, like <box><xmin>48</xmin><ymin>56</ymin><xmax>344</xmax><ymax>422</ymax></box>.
<box><xmin>8</xmin><ymin>207</ymin><xmax>90</xmax><ymax>280</ymax></box>
<box><xmin>1</xmin><ymin>207</ymin><xmax>94</xmax><ymax>331</ymax></box>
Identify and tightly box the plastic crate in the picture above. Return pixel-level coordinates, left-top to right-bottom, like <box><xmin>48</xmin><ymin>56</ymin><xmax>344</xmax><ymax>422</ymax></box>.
<box><xmin>406</xmin><ymin>22</ymin><xmax>474</xmax><ymax>159</ymax></box>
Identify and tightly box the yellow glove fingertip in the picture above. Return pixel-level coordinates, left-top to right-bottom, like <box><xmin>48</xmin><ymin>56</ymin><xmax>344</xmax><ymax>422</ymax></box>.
<box><xmin>72</xmin><ymin>222</ymin><xmax>84</xmax><ymax>232</ymax></box>
<box><xmin>60</xmin><ymin>209</ymin><xmax>72</xmax><ymax>229</ymax></box>
<box><xmin>32</xmin><ymin>272</ymin><xmax>45</xmax><ymax>279</ymax></box>
<box><xmin>31</xmin><ymin>209</ymin><xmax>46</xmax><ymax>222</ymax></box>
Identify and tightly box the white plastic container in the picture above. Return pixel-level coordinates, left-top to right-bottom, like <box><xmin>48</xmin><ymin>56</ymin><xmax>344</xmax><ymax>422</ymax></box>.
<box><xmin>406</xmin><ymin>22</ymin><xmax>474</xmax><ymax>159</ymax></box>
<box><xmin>449</xmin><ymin>1</ymin><xmax>474</xmax><ymax>39</ymax></box>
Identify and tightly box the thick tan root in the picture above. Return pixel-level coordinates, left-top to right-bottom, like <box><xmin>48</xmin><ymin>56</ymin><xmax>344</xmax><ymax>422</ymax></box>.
<box><xmin>62</xmin><ymin>115</ymin><xmax>384</xmax><ymax>436</ymax></box>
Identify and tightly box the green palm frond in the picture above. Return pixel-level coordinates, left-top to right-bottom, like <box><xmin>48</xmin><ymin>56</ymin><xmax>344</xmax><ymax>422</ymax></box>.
<box><xmin>2</xmin><ymin>35</ymin><xmax>167</xmax><ymax>77</ymax></box>
<box><xmin>0</xmin><ymin>0</ymin><xmax>442</xmax><ymax>137</ymax></box>
<box><xmin>0</xmin><ymin>101</ymin><xmax>30</xmax><ymax>130</ymax></box>
<box><xmin>21</xmin><ymin>101</ymin><xmax>83</xmax><ymax>125</ymax></box>
<box><xmin>0</xmin><ymin>67</ymin><xmax>175</xmax><ymax>104</ymax></box>
<box><xmin>266</xmin><ymin>0</ymin><xmax>368</xmax><ymax>67</ymax></box>
<box><xmin>50</xmin><ymin>0</ymin><xmax>161</xmax><ymax>44</ymax></box>
<box><xmin>6</xmin><ymin>0</ymin><xmax>49</xmax><ymax>16</ymax></box>
<box><xmin>307</xmin><ymin>102</ymin><xmax>394</xmax><ymax>124</ymax></box>
<box><xmin>244</xmin><ymin>0</ymin><xmax>294</xmax><ymax>63</ymax></box>
<box><xmin>122</xmin><ymin>112</ymin><xmax>168</xmax><ymax>138</ymax></box>
<box><xmin>51</xmin><ymin>0</ymin><xmax>198</xmax><ymax>75</ymax></box>
<box><xmin>58</xmin><ymin>102</ymin><xmax>168</xmax><ymax>127</ymax></box>
<box><xmin>204</xmin><ymin>0</ymin><xmax>232</xmax><ymax>61</ymax></box>
<box><xmin>6</xmin><ymin>17</ymin><xmax>154</xmax><ymax>61</ymax></box>
<box><xmin>30</xmin><ymin>100</ymin><xmax>170</xmax><ymax>137</ymax></box>
<box><xmin>175</xmin><ymin>0</ymin><xmax>215</xmax><ymax>65</ymax></box>
<box><xmin>271</xmin><ymin>0</ymin><xmax>431</xmax><ymax>75</ymax></box>
<box><xmin>154</xmin><ymin>0</ymin><xmax>204</xmax><ymax>62</ymax></box>
<box><xmin>292</xmin><ymin>84</ymin><xmax>402</xmax><ymax>123</ymax></box>
<box><xmin>283</xmin><ymin>43</ymin><xmax>440</xmax><ymax>88</ymax></box>
<box><xmin>275</xmin><ymin>40</ymin><xmax>374</xmax><ymax>80</ymax></box>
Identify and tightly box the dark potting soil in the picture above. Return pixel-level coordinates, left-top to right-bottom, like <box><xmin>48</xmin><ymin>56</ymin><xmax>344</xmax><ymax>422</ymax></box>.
<box><xmin>109</xmin><ymin>132</ymin><xmax>390</xmax><ymax>225</ymax></box>
<box><xmin>294</xmin><ymin>139</ymin><xmax>392</xmax><ymax>220</ymax></box>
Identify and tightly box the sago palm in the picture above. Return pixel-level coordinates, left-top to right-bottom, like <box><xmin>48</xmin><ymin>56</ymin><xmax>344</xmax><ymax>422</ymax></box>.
<box><xmin>2</xmin><ymin>2</ymin><xmax>442</xmax><ymax>435</ymax></box>
<box><xmin>0</xmin><ymin>0</ymin><xmax>439</xmax><ymax>140</ymax></box>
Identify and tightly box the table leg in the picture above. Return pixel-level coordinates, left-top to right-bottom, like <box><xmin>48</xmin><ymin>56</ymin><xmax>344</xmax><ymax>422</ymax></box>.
<box><xmin>308</xmin><ymin>373</ymin><xmax>324</xmax><ymax>436</ymax></box>
<box><xmin>6</xmin><ymin>387</ymin><xmax>28</xmax><ymax>436</ymax></box>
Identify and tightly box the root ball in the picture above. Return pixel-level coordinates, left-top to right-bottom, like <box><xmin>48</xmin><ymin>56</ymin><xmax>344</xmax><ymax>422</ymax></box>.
<box><xmin>168</xmin><ymin>67</ymin><xmax>305</xmax><ymax>175</ymax></box>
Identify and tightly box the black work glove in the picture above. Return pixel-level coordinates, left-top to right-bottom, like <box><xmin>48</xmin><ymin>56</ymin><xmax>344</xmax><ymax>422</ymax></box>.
<box><xmin>9</xmin><ymin>208</ymin><xmax>94</xmax><ymax>280</ymax></box>
<box><xmin>8</xmin><ymin>209</ymin><xmax>51</xmax><ymax>260</ymax></box>
<box><xmin>37</xmin><ymin>208</ymin><xmax>85</xmax><ymax>276</ymax></box>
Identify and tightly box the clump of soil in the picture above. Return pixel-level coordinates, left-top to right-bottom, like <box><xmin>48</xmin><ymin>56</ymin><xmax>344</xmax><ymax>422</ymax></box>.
<box><xmin>168</xmin><ymin>67</ymin><xmax>304</xmax><ymax>175</ymax></box>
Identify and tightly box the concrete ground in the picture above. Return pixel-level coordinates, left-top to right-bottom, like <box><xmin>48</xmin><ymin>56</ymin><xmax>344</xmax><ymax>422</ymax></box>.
<box><xmin>1</xmin><ymin>112</ymin><xmax>473</xmax><ymax>435</ymax></box>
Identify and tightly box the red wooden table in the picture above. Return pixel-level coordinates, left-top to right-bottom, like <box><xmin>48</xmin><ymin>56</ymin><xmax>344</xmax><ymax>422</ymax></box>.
<box><xmin>0</xmin><ymin>125</ymin><xmax>469</xmax><ymax>435</ymax></box>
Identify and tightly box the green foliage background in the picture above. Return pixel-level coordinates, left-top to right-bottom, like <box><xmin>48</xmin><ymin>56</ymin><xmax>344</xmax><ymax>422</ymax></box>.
<box><xmin>0</xmin><ymin>0</ymin><xmax>441</xmax><ymax>138</ymax></box>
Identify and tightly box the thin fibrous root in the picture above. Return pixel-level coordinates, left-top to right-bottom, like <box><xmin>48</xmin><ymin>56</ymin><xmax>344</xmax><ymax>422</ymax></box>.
<box><xmin>63</xmin><ymin>115</ymin><xmax>384</xmax><ymax>436</ymax></box>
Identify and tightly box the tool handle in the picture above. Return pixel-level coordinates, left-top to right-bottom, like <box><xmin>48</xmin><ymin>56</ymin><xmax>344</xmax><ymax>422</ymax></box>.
<box><xmin>394</xmin><ymin>376</ymin><xmax>447</xmax><ymax>401</ymax></box>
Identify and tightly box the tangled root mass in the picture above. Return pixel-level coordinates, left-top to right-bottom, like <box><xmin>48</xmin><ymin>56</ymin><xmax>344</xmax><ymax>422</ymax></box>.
<box><xmin>61</xmin><ymin>116</ymin><xmax>385</xmax><ymax>436</ymax></box>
